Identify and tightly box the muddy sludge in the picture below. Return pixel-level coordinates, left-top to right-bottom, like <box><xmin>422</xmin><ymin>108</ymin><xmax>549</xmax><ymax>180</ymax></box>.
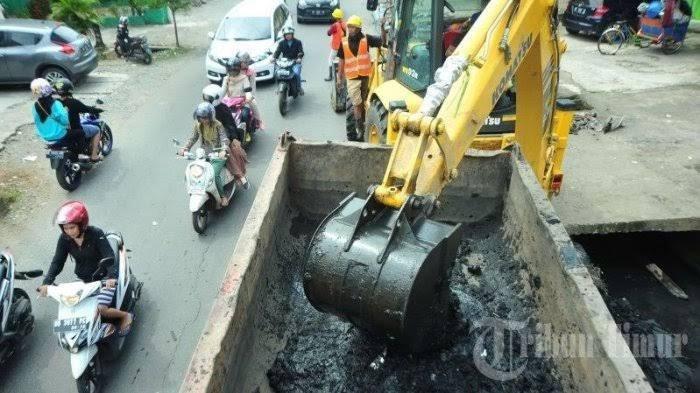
<box><xmin>264</xmin><ymin>214</ymin><xmax>563</xmax><ymax>393</ymax></box>
<box><xmin>575</xmin><ymin>233</ymin><xmax>698</xmax><ymax>392</ymax></box>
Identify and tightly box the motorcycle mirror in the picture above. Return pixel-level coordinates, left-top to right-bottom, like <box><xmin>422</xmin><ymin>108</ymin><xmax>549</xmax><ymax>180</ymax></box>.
<box><xmin>208</xmin><ymin>31</ymin><xmax>215</xmax><ymax>40</ymax></box>
<box><xmin>172</xmin><ymin>138</ymin><xmax>181</xmax><ymax>146</ymax></box>
<box><xmin>95</xmin><ymin>99</ymin><xmax>104</xmax><ymax>105</ymax></box>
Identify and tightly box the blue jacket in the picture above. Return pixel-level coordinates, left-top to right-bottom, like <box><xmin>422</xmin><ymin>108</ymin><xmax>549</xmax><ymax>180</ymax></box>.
<box><xmin>32</xmin><ymin>100</ymin><xmax>69</xmax><ymax>142</ymax></box>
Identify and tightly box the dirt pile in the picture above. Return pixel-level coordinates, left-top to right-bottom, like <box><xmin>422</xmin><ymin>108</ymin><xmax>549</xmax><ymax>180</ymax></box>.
<box><xmin>267</xmin><ymin>218</ymin><xmax>563</xmax><ymax>392</ymax></box>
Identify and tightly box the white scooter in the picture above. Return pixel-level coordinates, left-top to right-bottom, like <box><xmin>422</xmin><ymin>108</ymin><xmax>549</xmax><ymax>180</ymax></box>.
<box><xmin>46</xmin><ymin>232</ymin><xmax>142</xmax><ymax>393</ymax></box>
<box><xmin>174</xmin><ymin>141</ymin><xmax>237</xmax><ymax>234</ymax></box>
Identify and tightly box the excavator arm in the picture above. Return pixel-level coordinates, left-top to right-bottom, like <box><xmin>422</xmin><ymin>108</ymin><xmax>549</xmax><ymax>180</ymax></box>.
<box><xmin>304</xmin><ymin>0</ymin><xmax>568</xmax><ymax>352</ymax></box>
<box><xmin>375</xmin><ymin>0</ymin><xmax>565</xmax><ymax>208</ymax></box>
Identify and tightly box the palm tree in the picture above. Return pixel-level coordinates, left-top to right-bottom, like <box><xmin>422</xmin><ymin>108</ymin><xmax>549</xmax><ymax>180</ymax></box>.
<box><xmin>51</xmin><ymin>0</ymin><xmax>106</xmax><ymax>50</ymax></box>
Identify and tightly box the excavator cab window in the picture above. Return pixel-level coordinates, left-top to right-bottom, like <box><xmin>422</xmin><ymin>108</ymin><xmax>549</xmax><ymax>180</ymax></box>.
<box><xmin>395</xmin><ymin>0</ymin><xmax>433</xmax><ymax>92</ymax></box>
<box><xmin>394</xmin><ymin>0</ymin><xmax>485</xmax><ymax>93</ymax></box>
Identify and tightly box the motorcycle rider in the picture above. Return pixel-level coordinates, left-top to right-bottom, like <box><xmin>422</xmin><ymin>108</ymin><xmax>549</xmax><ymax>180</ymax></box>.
<box><xmin>201</xmin><ymin>86</ymin><xmax>250</xmax><ymax>188</ymax></box>
<box><xmin>272</xmin><ymin>26</ymin><xmax>304</xmax><ymax>95</ymax></box>
<box><xmin>116</xmin><ymin>16</ymin><xmax>131</xmax><ymax>56</ymax></box>
<box><xmin>30</xmin><ymin>78</ymin><xmax>72</xmax><ymax>144</ymax></box>
<box><xmin>180</xmin><ymin>103</ymin><xmax>248</xmax><ymax>205</ymax></box>
<box><xmin>236</xmin><ymin>52</ymin><xmax>264</xmax><ymax>129</ymax></box>
<box><xmin>37</xmin><ymin>201</ymin><xmax>134</xmax><ymax>336</ymax></box>
<box><xmin>221</xmin><ymin>57</ymin><xmax>262</xmax><ymax>137</ymax></box>
<box><xmin>53</xmin><ymin>78</ymin><xmax>103</xmax><ymax>162</ymax></box>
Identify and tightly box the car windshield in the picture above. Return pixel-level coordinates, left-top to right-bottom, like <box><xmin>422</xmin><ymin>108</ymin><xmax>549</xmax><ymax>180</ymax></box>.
<box><xmin>448</xmin><ymin>0</ymin><xmax>483</xmax><ymax>12</ymax></box>
<box><xmin>216</xmin><ymin>17</ymin><xmax>270</xmax><ymax>41</ymax></box>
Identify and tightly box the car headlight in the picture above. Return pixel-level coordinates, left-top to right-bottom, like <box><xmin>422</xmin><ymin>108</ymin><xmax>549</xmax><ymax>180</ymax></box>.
<box><xmin>60</xmin><ymin>294</ymin><xmax>80</xmax><ymax>307</ymax></box>
<box><xmin>253</xmin><ymin>51</ymin><xmax>270</xmax><ymax>63</ymax></box>
<box><xmin>189</xmin><ymin>164</ymin><xmax>204</xmax><ymax>178</ymax></box>
<box><xmin>208</xmin><ymin>52</ymin><xmax>217</xmax><ymax>62</ymax></box>
<box><xmin>298</xmin><ymin>0</ymin><xmax>308</xmax><ymax>8</ymax></box>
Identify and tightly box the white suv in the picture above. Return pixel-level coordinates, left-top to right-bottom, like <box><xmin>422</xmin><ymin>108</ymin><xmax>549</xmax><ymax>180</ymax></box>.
<box><xmin>206</xmin><ymin>0</ymin><xmax>293</xmax><ymax>83</ymax></box>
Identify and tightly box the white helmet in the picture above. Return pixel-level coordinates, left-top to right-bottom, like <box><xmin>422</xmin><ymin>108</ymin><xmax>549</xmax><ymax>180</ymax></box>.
<box><xmin>202</xmin><ymin>84</ymin><xmax>222</xmax><ymax>103</ymax></box>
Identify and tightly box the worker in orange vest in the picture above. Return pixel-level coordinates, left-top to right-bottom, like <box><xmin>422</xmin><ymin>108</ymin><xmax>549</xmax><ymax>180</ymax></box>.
<box><xmin>325</xmin><ymin>8</ymin><xmax>346</xmax><ymax>81</ymax></box>
<box><xmin>337</xmin><ymin>15</ymin><xmax>383</xmax><ymax>141</ymax></box>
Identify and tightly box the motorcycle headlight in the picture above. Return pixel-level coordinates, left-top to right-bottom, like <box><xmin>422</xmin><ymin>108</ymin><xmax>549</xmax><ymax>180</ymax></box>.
<box><xmin>189</xmin><ymin>164</ymin><xmax>204</xmax><ymax>178</ymax></box>
<box><xmin>298</xmin><ymin>0</ymin><xmax>308</xmax><ymax>7</ymax></box>
<box><xmin>60</xmin><ymin>294</ymin><xmax>80</xmax><ymax>307</ymax></box>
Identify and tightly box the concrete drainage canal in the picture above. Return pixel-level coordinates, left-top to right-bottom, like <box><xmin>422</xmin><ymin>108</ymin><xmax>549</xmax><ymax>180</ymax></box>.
<box><xmin>179</xmin><ymin>142</ymin><xmax>657</xmax><ymax>393</ymax></box>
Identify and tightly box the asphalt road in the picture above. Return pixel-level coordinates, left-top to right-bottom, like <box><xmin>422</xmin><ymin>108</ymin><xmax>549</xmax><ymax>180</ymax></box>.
<box><xmin>0</xmin><ymin>0</ymin><xmax>372</xmax><ymax>390</ymax></box>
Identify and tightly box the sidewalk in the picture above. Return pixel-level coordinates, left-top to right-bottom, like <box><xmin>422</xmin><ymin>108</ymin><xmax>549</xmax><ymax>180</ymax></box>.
<box><xmin>553</xmin><ymin>30</ymin><xmax>700</xmax><ymax>234</ymax></box>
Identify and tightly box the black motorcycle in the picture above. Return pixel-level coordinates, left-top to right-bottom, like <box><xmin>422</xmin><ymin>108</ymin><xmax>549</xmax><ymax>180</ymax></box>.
<box><xmin>275</xmin><ymin>57</ymin><xmax>302</xmax><ymax>116</ymax></box>
<box><xmin>46</xmin><ymin>99</ymin><xmax>114</xmax><ymax>191</ymax></box>
<box><xmin>0</xmin><ymin>251</ymin><xmax>43</xmax><ymax>364</ymax></box>
<box><xmin>114</xmin><ymin>35</ymin><xmax>153</xmax><ymax>65</ymax></box>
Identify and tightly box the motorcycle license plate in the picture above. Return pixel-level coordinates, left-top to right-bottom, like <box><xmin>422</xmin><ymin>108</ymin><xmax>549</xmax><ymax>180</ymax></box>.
<box><xmin>53</xmin><ymin>317</ymin><xmax>89</xmax><ymax>333</ymax></box>
<box><xmin>47</xmin><ymin>151</ymin><xmax>64</xmax><ymax>159</ymax></box>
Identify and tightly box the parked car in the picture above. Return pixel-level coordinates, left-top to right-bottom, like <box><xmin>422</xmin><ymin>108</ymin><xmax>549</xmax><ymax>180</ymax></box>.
<box><xmin>205</xmin><ymin>0</ymin><xmax>293</xmax><ymax>84</ymax></box>
<box><xmin>297</xmin><ymin>0</ymin><xmax>340</xmax><ymax>23</ymax></box>
<box><xmin>0</xmin><ymin>19</ymin><xmax>98</xmax><ymax>84</ymax></box>
<box><xmin>562</xmin><ymin>0</ymin><xmax>618</xmax><ymax>35</ymax></box>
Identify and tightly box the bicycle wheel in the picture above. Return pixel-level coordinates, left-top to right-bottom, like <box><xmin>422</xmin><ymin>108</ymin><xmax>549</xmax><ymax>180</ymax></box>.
<box><xmin>598</xmin><ymin>28</ymin><xmax>625</xmax><ymax>55</ymax></box>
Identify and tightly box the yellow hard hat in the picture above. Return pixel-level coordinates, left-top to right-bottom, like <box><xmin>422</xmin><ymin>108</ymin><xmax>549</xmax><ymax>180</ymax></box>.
<box><xmin>332</xmin><ymin>8</ymin><xmax>344</xmax><ymax>19</ymax></box>
<box><xmin>347</xmin><ymin>15</ymin><xmax>362</xmax><ymax>28</ymax></box>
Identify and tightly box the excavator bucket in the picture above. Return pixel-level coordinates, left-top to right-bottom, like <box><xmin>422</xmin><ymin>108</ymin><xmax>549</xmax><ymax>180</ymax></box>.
<box><xmin>303</xmin><ymin>193</ymin><xmax>462</xmax><ymax>352</ymax></box>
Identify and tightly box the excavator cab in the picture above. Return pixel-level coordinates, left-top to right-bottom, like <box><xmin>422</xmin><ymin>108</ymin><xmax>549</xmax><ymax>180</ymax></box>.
<box><xmin>364</xmin><ymin>0</ymin><xmax>518</xmax><ymax>144</ymax></box>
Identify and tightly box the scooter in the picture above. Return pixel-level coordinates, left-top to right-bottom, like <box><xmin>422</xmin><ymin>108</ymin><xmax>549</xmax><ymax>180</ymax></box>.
<box><xmin>45</xmin><ymin>99</ymin><xmax>114</xmax><ymax>191</ymax></box>
<box><xmin>221</xmin><ymin>96</ymin><xmax>256</xmax><ymax>149</ymax></box>
<box><xmin>174</xmin><ymin>142</ymin><xmax>237</xmax><ymax>234</ymax></box>
<box><xmin>46</xmin><ymin>232</ymin><xmax>142</xmax><ymax>393</ymax></box>
<box><xmin>114</xmin><ymin>35</ymin><xmax>153</xmax><ymax>64</ymax></box>
<box><xmin>274</xmin><ymin>57</ymin><xmax>302</xmax><ymax>116</ymax></box>
<box><xmin>0</xmin><ymin>250</ymin><xmax>43</xmax><ymax>364</ymax></box>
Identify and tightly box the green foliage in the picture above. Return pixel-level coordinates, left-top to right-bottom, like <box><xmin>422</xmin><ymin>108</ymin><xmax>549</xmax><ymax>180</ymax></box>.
<box><xmin>29</xmin><ymin>0</ymin><xmax>51</xmax><ymax>19</ymax></box>
<box><xmin>145</xmin><ymin>0</ymin><xmax>188</xmax><ymax>12</ymax></box>
<box><xmin>50</xmin><ymin>0</ymin><xmax>100</xmax><ymax>34</ymax></box>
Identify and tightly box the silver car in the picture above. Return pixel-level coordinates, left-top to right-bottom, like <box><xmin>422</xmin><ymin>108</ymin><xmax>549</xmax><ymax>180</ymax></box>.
<box><xmin>0</xmin><ymin>19</ymin><xmax>98</xmax><ymax>84</ymax></box>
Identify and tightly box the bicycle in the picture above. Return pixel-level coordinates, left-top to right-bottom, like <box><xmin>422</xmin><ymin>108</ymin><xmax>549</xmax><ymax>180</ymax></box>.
<box><xmin>597</xmin><ymin>20</ymin><xmax>650</xmax><ymax>55</ymax></box>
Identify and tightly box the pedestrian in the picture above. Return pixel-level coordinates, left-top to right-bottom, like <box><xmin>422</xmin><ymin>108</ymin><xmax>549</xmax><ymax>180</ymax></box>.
<box><xmin>325</xmin><ymin>8</ymin><xmax>346</xmax><ymax>82</ymax></box>
<box><xmin>336</xmin><ymin>15</ymin><xmax>383</xmax><ymax>141</ymax></box>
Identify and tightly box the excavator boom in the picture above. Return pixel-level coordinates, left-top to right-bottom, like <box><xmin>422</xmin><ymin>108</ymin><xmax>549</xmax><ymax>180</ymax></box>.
<box><xmin>304</xmin><ymin>0</ymin><xmax>567</xmax><ymax>351</ymax></box>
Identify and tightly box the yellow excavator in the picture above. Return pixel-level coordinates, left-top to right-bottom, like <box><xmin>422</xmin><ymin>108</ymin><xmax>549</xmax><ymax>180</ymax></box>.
<box><xmin>305</xmin><ymin>0</ymin><xmax>574</xmax><ymax>351</ymax></box>
<box><xmin>344</xmin><ymin>0</ymin><xmax>574</xmax><ymax>195</ymax></box>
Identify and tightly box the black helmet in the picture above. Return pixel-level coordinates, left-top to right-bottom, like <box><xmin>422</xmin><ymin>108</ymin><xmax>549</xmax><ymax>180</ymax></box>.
<box><xmin>225</xmin><ymin>57</ymin><xmax>242</xmax><ymax>73</ymax></box>
<box><xmin>119</xmin><ymin>16</ymin><xmax>128</xmax><ymax>25</ymax></box>
<box><xmin>53</xmin><ymin>78</ymin><xmax>74</xmax><ymax>96</ymax></box>
<box><xmin>194</xmin><ymin>102</ymin><xmax>215</xmax><ymax>121</ymax></box>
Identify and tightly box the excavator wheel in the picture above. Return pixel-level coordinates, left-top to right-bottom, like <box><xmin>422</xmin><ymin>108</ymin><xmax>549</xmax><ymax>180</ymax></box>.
<box><xmin>365</xmin><ymin>97</ymin><xmax>389</xmax><ymax>145</ymax></box>
<box><xmin>303</xmin><ymin>193</ymin><xmax>462</xmax><ymax>352</ymax></box>
<box><xmin>345</xmin><ymin>95</ymin><xmax>358</xmax><ymax>141</ymax></box>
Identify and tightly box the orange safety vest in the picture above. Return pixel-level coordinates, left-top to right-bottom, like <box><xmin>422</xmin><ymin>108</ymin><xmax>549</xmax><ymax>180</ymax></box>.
<box><xmin>331</xmin><ymin>21</ymin><xmax>346</xmax><ymax>50</ymax></box>
<box><xmin>341</xmin><ymin>37</ymin><xmax>371</xmax><ymax>79</ymax></box>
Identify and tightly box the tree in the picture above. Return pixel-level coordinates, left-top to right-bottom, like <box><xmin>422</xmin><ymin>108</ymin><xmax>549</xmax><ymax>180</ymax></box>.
<box><xmin>50</xmin><ymin>0</ymin><xmax>106</xmax><ymax>50</ymax></box>
<box><xmin>147</xmin><ymin>0</ymin><xmax>190</xmax><ymax>47</ymax></box>
<box><xmin>29</xmin><ymin>0</ymin><xmax>52</xmax><ymax>19</ymax></box>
